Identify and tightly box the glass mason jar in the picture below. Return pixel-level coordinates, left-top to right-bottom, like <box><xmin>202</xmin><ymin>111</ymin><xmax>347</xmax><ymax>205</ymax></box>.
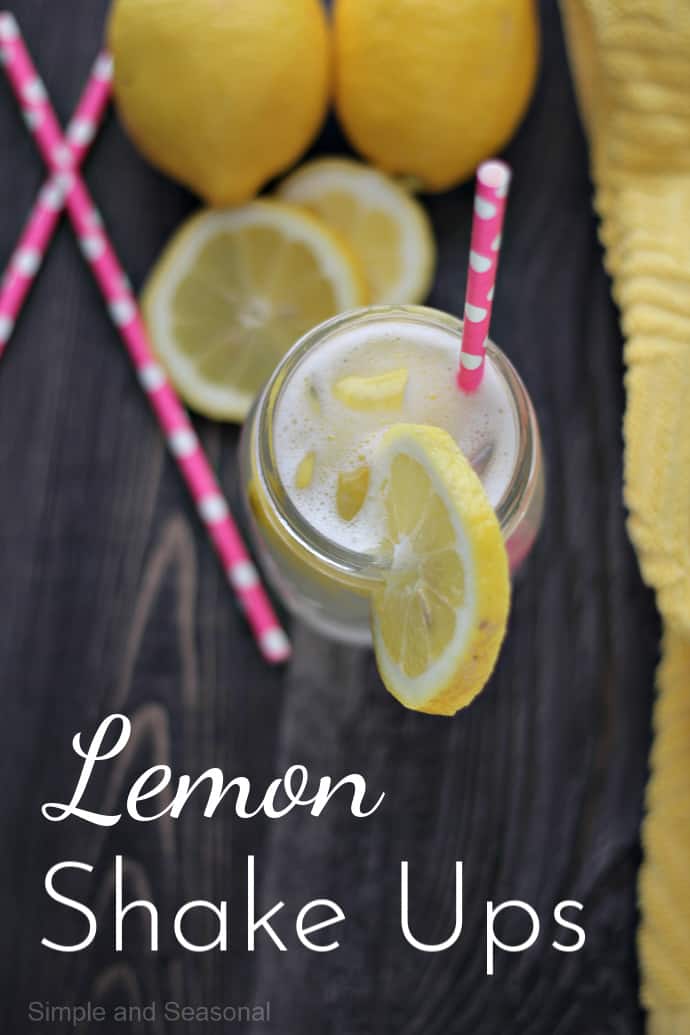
<box><xmin>239</xmin><ymin>305</ymin><xmax>544</xmax><ymax>646</ymax></box>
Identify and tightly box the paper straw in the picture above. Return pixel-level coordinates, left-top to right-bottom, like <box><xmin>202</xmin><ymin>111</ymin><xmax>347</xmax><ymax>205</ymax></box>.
<box><xmin>0</xmin><ymin>47</ymin><xmax>112</xmax><ymax>356</ymax></box>
<box><xmin>457</xmin><ymin>160</ymin><xmax>511</xmax><ymax>393</ymax></box>
<box><xmin>0</xmin><ymin>12</ymin><xmax>291</xmax><ymax>664</ymax></box>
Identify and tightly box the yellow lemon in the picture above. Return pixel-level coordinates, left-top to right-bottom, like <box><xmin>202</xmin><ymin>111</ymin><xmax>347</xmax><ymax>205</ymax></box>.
<box><xmin>108</xmin><ymin>0</ymin><xmax>331</xmax><ymax>205</ymax></box>
<box><xmin>333</xmin><ymin>0</ymin><xmax>539</xmax><ymax>191</ymax></box>
<box><xmin>370</xmin><ymin>424</ymin><xmax>510</xmax><ymax>715</ymax></box>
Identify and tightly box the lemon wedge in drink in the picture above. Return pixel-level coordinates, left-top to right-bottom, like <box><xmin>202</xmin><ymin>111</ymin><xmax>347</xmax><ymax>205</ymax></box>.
<box><xmin>276</xmin><ymin>157</ymin><xmax>435</xmax><ymax>305</ymax></box>
<box><xmin>295</xmin><ymin>451</ymin><xmax>316</xmax><ymax>489</ymax></box>
<box><xmin>337</xmin><ymin>464</ymin><xmax>370</xmax><ymax>521</ymax></box>
<box><xmin>370</xmin><ymin>424</ymin><xmax>510</xmax><ymax>715</ymax></box>
<box><xmin>333</xmin><ymin>367</ymin><xmax>408</xmax><ymax>411</ymax></box>
<box><xmin>142</xmin><ymin>201</ymin><xmax>368</xmax><ymax>421</ymax></box>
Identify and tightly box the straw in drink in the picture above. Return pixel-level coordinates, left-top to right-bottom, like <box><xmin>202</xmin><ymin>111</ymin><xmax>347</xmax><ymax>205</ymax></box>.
<box><xmin>458</xmin><ymin>159</ymin><xmax>511</xmax><ymax>393</ymax></box>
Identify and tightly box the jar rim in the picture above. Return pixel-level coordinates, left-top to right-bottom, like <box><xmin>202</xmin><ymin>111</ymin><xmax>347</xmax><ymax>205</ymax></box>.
<box><xmin>252</xmin><ymin>305</ymin><xmax>540</xmax><ymax>584</ymax></box>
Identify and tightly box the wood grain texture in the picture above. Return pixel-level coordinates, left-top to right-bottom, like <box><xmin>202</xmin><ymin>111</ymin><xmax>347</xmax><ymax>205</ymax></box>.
<box><xmin>0</xmin><ymin>2</ymin><xmax>659</xmax><ymax>1032</ymax></box>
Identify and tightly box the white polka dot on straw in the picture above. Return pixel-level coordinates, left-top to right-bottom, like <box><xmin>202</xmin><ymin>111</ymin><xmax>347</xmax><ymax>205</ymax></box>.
<box><xmin>22</xmin><ymin>76</ymin><xmax>46</xmax><ymax>103</ymax></box>
<box><xmin>0</xmin><ymin>315</ymin><xmax>15</xmax><ymax>344</ymax></box>
<box><xmin>469</xmin><ymin>250</ymin><xmax>492</xmax><ymax>273</ymax></box>
<box><xmin>40</xmin><ymin>178</ymin><xmax>66</xmax><ymax>211</ymax></box>
<box><xmin>0</xmin><ymin>13</ymin><xmax>19</xmax><ymax>40</ymax></box>
<box><xmin>94</xmin><ymin>53</ymin><xmax>113</xmax><ymax>81</ymax></box>
<box><xmin>138</xmin><ymin>363</ymin><xmax>165</xmax><ymax>392</ymax></box>
<box><xmin>474</xmin><ymin>196</ymin><xmax>496</xmax><ymax>220</ymax></box>
<box><xmin>67</xmin><ymin>117</ymin><xmax>96</xmax><ymax>147</ymax></box>
<box><xmin>460</xmin><ymin>352</ymin><xmax>483</xmax><ymax>370</ymax></box>
<box><xmin>79</xmin><ymin>233</ymin><xmax>105</xmax><ymax>260</ymax></box>
<box><xmin>465</xmin><ymin>302</ymin><xmax>487</xmax><ymax>322</ymax></box>
<box><xmin>261</xmin><ymin>628</ymin><xmax>291</xmax><ymax>661</ymax></box>
<box><xmin>54</xmin><ymin>171</ymin><xmax>74</xmax><ymax>195</ymax></box>
<box><xmin>109</xmin><ymin>298</ymin><xmax>136</xmax><ymax>327</ymax></box>
<box><xmin>13</xmin><ymin>247</ymin><xmax>41</xmax><ymax>276</ymax></box>
<box><xmin>23</xmin><ymin>108</ymin><xmax>43</xmax><ymax>131</ymax></box>
<box><xmin>52</xmin><ymin>142</ymin><xmax>72</xmax><ymax>167</ymax></box>
<box><xmin>168</xmin><ymin>428</ymin><xmax>198</xmax><ymax>458</ymax></box>
<box><xmin>199</xmin><ymin>494</ymin><xmax>228</xmax><ymax>524</ymax></box>
<box><xmin>230</xmin><ymin>560</ymin><xmax>260</xmax><ymax>590</ymax></box>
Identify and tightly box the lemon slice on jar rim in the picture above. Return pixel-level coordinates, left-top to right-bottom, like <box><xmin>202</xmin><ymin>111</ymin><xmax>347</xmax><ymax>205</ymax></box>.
<box><xmin>369</xmin><ymin>423</ymin><xmax>510</xmax><ymax>715</ymax></box>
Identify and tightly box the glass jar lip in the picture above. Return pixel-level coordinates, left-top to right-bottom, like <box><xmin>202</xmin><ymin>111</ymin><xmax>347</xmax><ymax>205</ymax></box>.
<box><xmin>253</xmin><ymin>304</ymin><xmax>539</xmax><ymax>582</ymax></box>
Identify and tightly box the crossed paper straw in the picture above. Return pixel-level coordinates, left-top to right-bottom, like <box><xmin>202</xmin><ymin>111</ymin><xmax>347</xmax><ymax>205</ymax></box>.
<box><xmin>0</xmin><ymin>49</ymin><xmax>112</xmax><ymax>352</ymax></box>
<box><xmin>0</xmin><ymin>12</ymin><xmax>291</xmax><ymax>665</ymax></box>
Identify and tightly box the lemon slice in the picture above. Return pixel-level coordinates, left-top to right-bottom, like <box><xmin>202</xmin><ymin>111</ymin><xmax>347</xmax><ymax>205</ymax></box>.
<box><xmin>370</xmin><ymin>424</ymin><xmax>510</xmax><ymax>715</ymax></box>
<box><xmin>333</xmin><ymin>367</ymin><xmax>408</xmax><ymax>411</ymax></box>
<box><xmin>142</xmin><ymin>200</ymin><xmax>368</xmax><ymax>421</ymax></box>
<box><xmin>276</xmin><ymin>157</ymin><xmax>435</xmax><ymax>305</ymax></box>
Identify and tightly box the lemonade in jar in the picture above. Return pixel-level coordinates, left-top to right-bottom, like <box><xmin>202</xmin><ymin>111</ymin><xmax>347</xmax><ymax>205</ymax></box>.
<box><xmin>239</xmin><ymin>305</ymin><xmax>544</xmax><ymax>658</ymax></box>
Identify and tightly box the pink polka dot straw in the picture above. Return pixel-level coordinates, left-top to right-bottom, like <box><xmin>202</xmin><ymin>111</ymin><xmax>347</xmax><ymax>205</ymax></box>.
<box><xmin>0</xmin><ymin>47</ymin><xmax>112</xmax><ymax>355</ymax></box>
<box><xmin>0</xmin><ymin>12</ymin><xmax>291</xmax><ymax>665</ymax></box>
<box><xmin>457</xmin><ymin>160</ymin><xmax>512</xmax><ymax>394</ymax></box>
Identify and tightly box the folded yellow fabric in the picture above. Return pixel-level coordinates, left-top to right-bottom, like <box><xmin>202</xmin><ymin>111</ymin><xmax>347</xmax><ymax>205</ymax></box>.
<box><xmin>560</xmin><ymin>2</ymin><xmax>690</xmax><ymax>1029</ymax></box>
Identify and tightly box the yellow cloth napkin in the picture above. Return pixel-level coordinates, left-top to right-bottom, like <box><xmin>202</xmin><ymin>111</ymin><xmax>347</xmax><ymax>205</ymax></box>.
<box><xmin>560</xmin><ymin>2</ymin><xmax>690</xmax><ymax>1031</ymax></box>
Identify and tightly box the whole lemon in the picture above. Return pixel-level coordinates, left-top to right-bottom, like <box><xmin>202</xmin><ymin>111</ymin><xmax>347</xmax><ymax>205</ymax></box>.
<box><xmin>108</xmin><ymin>0</ymin><xmax>331</xmax><ymax>206</ymax></box>
<box><xmin>333</xmin><ymin>0</ymin><xmax>539</xmax><ymax>191</ymax></box>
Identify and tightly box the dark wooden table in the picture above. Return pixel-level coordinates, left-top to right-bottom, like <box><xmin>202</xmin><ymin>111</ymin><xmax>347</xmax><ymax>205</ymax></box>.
<box><xmin>0</xmin><ymin>2</ymin><xmax>660</xmax><ymax>1032</ymax></box>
